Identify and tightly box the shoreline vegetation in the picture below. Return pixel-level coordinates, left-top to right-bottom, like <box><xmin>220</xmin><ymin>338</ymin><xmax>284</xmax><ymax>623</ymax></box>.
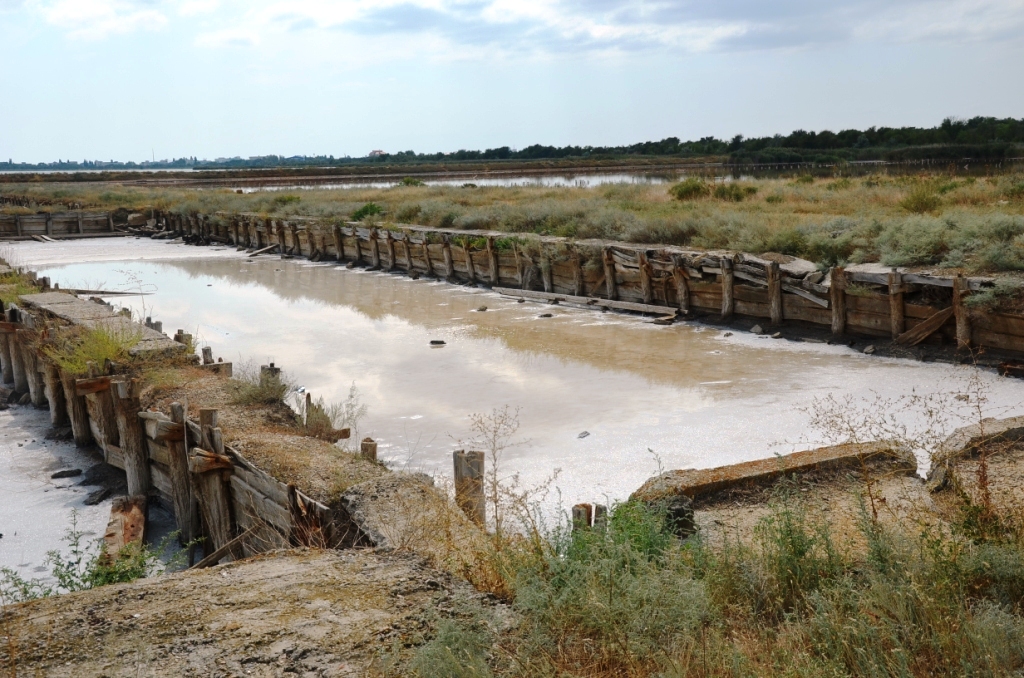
<box><xmin>3</xmin><ymin>170</ymin><xmax>1024</xmax><ymax>276</ymax></box>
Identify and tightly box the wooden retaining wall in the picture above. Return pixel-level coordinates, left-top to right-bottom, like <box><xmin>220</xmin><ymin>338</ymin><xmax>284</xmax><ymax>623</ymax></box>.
<box><xmin>0</xmin><ymin>299</ymin><xmax>363</xmax><ymax>565</ymax></box>
<box><xmin>0</xmin><ymin>211</ymin><xmax>115</xmax><ymax>238</ymax></box>
<box><xmin>161</xmin><ymin>210</ymin><xmax>1024</xmax><ymax>358</ymax></box>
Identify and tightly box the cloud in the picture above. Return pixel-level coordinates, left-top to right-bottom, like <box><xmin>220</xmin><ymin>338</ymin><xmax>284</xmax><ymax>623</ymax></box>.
<box><xmin>22</xmin><ymin>0</ymin><xmax>1024</xmax><ymax>52</ymax></box>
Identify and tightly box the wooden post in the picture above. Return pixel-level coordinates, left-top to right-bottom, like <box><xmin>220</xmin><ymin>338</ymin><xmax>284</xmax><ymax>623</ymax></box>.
<box><xmin>830</xmin><ymin>266</ymin><xmax>847</xmax><ymax>336</ymax></box>
<box><xmin>453</xmin><ymin>450</ymin><xmax>485</xmax><ymax>527</ymax></box>
<box><xmin>45</xmin><ymin>213</ymin><xmax>52</xmax><ymax>236</ymax></box>
<box><xmin>0</xmin><ymin>331</ymin><xmax>14</xmax><ymax>384</ymax></box>
<box><xmin>168</xmin><ymin>403</ymin><xmax>196</xmax><ymax>546</ymax></box>
<box><xmin>464</xmin><ymin>243</ymin><xmax>476</xmax><ymax>283</ymax></box>
<box><xmin>514</xmin><ymin>244</ymin><xmax>524</xmax><ymax>288</ymax></box>
<box><xmin>420</xmin><ymin>237</ymin><xmax>432</xmax><ymax>275</ymax></box>
<box><xmin>593</xmin><ymin>504</ymin><xmax>608</xmax><ymax>528</ymax></box>
<box><xmin>360</xmin><ymin>437</ymin><xmax>378</xmax><ymax>462</ymax></box>
<box><xmin>77</xmin><ymin>212</ymin><xmax>84</xmax><ymax>235</ymax></box>
<box><xmin>720</xmin><ymin>257</ymin><xmax>734</xmax><ymax>321</ymax></box>
<box><xmin>638</xmin><ymin>251</ymin><xmax>653</xmax><ymax>305</ymax></box>
<box><xmin>572</xmin><ymin>251</ymin><xmax>584</xmax><ymax>297</ymax></box>
<box><xmin>15</xmin><ymin>215</ymin><xmax>22</xmax><ymax>237</ymax></box>
<box><xmin>333</xmin><ymin>225</ymin><xmax>344</xmax><ymax>261</ymax></box>
<box><xmin>671</xmin><ymin>260</ymin><xmax>688</xmax><ymax>313</ymax></box>
<box><xmin>84</xmin><ymin>361</ymin><xmax>119</xmax><ymax>454</ymax></box>
<box><xmin>201</xmin><ymin>346</ymin><xmax>214</xmax><ymax>365</ymax></box>
<box><xmin>442</xmin><ymin>236</ymin><xmax>455</xmax><ymax>280</ymax></box>
<box><xmin>253</xmin><ymin>222</ymin><xmax>263</xmax><ymax>249</ymax></box>
<box><xmin>385</xmin><ymin>231</ymin><xmax>396</xmax><ymax>271</ymax></box>
<box><xmin>289</xmin><ymin>224</ymin><xmax>299</xmax><ymax>255</ymax></box>
<box><xmin>59</xmin><ymin>368</ymin><xmax>92</xmax><ymax>447</ymax></box>
<box><xmin>112</xmin><ymin>379</ymin><xmax>149</xmax><ymax>497</ymax></box>
<box><xmin>953</xmin><ymin>274</ymin><xmax>972</xmax><ymax>349</ymax></box>
<box><xmin>42</xmin><ymin>359</ymin><xmax>68</xmax><ymax>426</ymax></box>
<box><xmin>369</xmin><ymin>229</ymin><xmax>381</xmax><ymax>269</ymax></box>
<box><xmin>541</xmin><ymin>254</ymin><xmax>553</xmax><ymax>293</ymax></box>
<box><xmin>191</xmin><ymin>423</ymin><xmax>234</xmax><ymax>557</ymax></box>
<box><xmin>767</xmin><ymin>261</ymin><xmax>783</xmax><ymax>325</ymax></box>
<box><xmin>401</xmin><ymin>235</ymin><xmax>413</xmax><ymax>272</ymax></box>
<box><xmin>351</xmin><ymin>226</ymin><xmax>363</xmax><ymax>263</ymax></box>
<box><xmin>603</xmin><ymin>247</ymin><xmax>617</xmax><ymax>300</ymax></box>
<box><xmin>571</xmin><ymin>503</ymin><xmax>593</xmax><ymax>531</ymax></box>
<box><xmin>108</xmin><ymin>214</ymin><xmax>114</xmax><ymax>232</ymax></box>
<box><xmin>487</xmin><ymin>237</ymin><xmax>500</xmax><ymax>285</ymax></box>
<box><xmin>17</xmin><ymin>334</ymin><xmax>46</xmax><ymax>408</ymax></box>
<box><xmin>888</xmin><ymin>269</ymin><xmax>905</xmax><ymax>339</ymax></box>
<box><xmin>9</xmin><ymin>331</ymin><xmax>27</xmax><ymax>394</ymax></box>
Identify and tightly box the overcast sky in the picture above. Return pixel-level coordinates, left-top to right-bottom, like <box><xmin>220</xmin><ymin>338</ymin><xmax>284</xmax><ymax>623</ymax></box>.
<box><xmin>1</xmin><ymin>0</ymin><xmax>1023</xmax><ymax>162</ymax></box>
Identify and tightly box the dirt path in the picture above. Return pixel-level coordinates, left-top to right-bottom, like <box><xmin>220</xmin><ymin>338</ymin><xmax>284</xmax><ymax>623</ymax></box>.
<box><xmin>1</xmin><ymin>548</ymin><xmax>509</xmax><ymax>678</ymax></box>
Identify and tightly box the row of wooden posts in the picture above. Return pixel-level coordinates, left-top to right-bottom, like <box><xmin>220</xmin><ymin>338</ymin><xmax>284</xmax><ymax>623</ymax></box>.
<box><xmin>158</xmin><ymin>210</ymin><xmax>1022</xmax><ymax>355</ymax></box>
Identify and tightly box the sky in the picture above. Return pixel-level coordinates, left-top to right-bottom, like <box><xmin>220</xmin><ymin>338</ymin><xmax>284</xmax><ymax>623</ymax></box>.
<box><xmin>1</xmin><ymin>0</ymin><xmax>1023</xmax><ymax>162</ymax></box>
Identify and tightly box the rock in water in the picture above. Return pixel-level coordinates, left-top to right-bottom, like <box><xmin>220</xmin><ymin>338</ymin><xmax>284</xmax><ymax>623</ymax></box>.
<box><xmin>864</xmin><ymin>345</ymin><xmax>876</xmax><ymax>355</ymax></box>
<box><xmin>476</xmin><ymin>306</ymin><xmax>487</xmax><ymax>312</ymax></box>
<box><xmin>84</xmin><ymin>488</ymin><xmax>112</xmax><ymax>506</ymax></box>
<box><xmin>430</xmin><ymin>340</ymin><xmax>446</xmax><ymax>346</ymax></box>
<box><xmin>538</xmin><ymin>313</ymin><xmax>553</xmax><ymax>318</ymax></box>
<box><xmin>51</xmin><ymin>469</ymin><xmax>83</xmax><ymax>479</ymax></box>
<box><xmin>578</xmin><ymin>431</ymin><xmax>590</xmax><ymax>439</ymax></box>
<box><xmin>750</xmin><ymin>325</ymin><xmax>764</xmax><ymax>335</ymax></box>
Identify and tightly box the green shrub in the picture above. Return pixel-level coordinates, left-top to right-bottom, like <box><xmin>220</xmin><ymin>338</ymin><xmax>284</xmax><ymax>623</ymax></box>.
<box><xmin>228</xmin><ymin>362</ymin><xmax>294</xmax><ymax>406</ymax></box>
<box><xmin>668</xmin><ymin>177</ymin><xmax>710</xmax><ymax>201</ymax></box>
<box><xmin>765</xmin><ymin>194</ymin><xmax>785</xmax><ymax>204</ymax></box>
<box><xmin>43</xmin><ymin>325</ymin><xmax>142</xmax><ymax>377</ymax></box>
<box><xmin>408</xmin><ymin>619</ymin><xmax>494</xmax><ymax>678</ymax></box>
<box><xmin>900</xmin><ymin>185</ymin><xmax>942</xmax><ymax>213</ymax></box>
<box><xmin>826</xmin><ymin>178</ymin><xmax>852</xmax><ymax>191</ymax></box>
<box><xmin>400</xmin><ymin>177</ymin><xmax>425</xmax><ymax>187</ymax></box>
<box><xmin>712</xmin><ymin>183</ymin><xmax>757</xmax><ymax>202</ymax></box>
<box><xmin>351</xmin><ymin>202</ymin><xmax>384</xmax><ymax>221</ymax></box>
<box><xmin>793</xmin><ymin>174</ymin><xmax>815</xmax><ymax>185</ymax></box>
<box><xmin>1005</xmin><ymin>182</ymin><xmax>1024</xmax><ymax>201</ymax></box>
<box><xmin>273</xmin><ymin>194</ymin><xmax>301</xmax><ymax>205</ymax></box>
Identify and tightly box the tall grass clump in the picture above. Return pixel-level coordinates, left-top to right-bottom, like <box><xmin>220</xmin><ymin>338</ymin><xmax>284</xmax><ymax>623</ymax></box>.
<box><xmin>228</xmin><ymin>361</ymin><xmax>294</xmax><ymax>406</ymax></box>
<box><xmin>43</xmin><ymin>324</ymin><xmax>142</xmax><ymax>376</ymax></box>
<box><xmin>900</xmin><ymin>184</ymin><xmax>942</xmax><ymax>213</ymax></box>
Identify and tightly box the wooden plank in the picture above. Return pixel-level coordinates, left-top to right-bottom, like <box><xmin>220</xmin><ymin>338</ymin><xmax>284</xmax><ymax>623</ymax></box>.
<box><xmin>231</xmin><ymin>462</ymin><xmax>291</xmax><ymax>506</ymax></box>
<box><xmin>150</xmin><ymin>461</ymin><xmax>173</xmax><ymax>497</ymax></box>
<box><xmin>973</xmin><ymin>312</ymin><xmax>1024</xmax><ymax>338</ymax></box>
<box><xmin>603</xmin><ymin>247</ymin><xmax>617</xmax><ymax>300</ymax></box>
<box><xmin>102</xmin><ymin>495</ymin><xmax>146</xmax><ymax>562</ymax></box>
<box><xmin>720</xmin><ymin>258</ymin><xmax>734</xmax><ymax>320</ymax></box>
<box><xmin>492</xmin><ymin>287</ymin><xmax>674</xmax><ymax>315</ymax></box>
<box><xmin>147</xmin><ymin>438</ymin><xmax>171</xmax><ymax>466</ymax></box>
<box><xmin>845</xmin><ymin>311</ymin><xmax>892</xmax><ymax>337</ymax></box>
<box><xmin>229</xmin><ymin>475</ymin><xmax>292</xmax><ymax>532</ymax></box>
<box><xmin>895</xmin><ymin>306</ymin><xmax>954</xmax><ymax>346</ymax></box>
<box><xmin>845</xmin><ymin>293</ymin><xmax>890</xmax><ymax>315</ymax></box>
<box><xmin>973</xmin><ymin>328</ymin><xmax>1024</xmax><ymax>353</ymax></box>
<box><xmin>75</xmin><ymin>376</ymin><xmax>111</xmax><ymax>397</ymax></box>
<box><xmin>782</xmin><ymin>283</ymin><xmax>830</xmax><ymax>308</ymax></box>
<box><xmin>953</xmin><ymin>275</ymin><xmax>972</xmax><ymax>349</ymax></box>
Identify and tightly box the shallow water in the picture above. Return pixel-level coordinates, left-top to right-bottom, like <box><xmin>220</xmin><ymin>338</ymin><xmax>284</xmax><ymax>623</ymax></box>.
<box><xmin>9</xmin><ymin>239</ymin><xmax>1024</xmax><ymax>514</ymax></box>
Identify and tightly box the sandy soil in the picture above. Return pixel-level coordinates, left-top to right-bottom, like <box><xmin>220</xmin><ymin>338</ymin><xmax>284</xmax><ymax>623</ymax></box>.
<box><xmin>0</xmin><ymin>548</ymin><xmax>511</xmax><ymax>678</ymax></box>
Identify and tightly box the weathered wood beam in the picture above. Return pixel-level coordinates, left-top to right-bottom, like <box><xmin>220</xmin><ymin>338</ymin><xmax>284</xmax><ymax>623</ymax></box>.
<box><xmin>896</xmin><ymin>306</ymin><xmax>954</xmax><ymax>346</ymax></box>
<box><xmin>767</xmin><ymin>261</ymin><xmax>783</xmax><ymax>325</ymax></box>
<box><xmin>830</xmin><ymin>266</ymin><xmax>847</xmax><ymax>335</ymax></box>
<box><xmin>889</xmin><ymin>269</ymin><xmax>905</xmax><ymax>339</ymax></box>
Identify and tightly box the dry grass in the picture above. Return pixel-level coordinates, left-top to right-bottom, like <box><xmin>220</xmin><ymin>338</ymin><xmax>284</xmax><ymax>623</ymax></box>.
<box><xmin>4</xmin><ymin>173</ymin><xmax>1024</xmax><ymax>273</ymax></box>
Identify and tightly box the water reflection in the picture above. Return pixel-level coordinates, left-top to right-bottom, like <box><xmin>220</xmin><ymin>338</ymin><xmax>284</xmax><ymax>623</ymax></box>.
<box><xmin>27</xmin><ymin>244</ymin><xmax>1024</xmax><ymax>510</ymax></box>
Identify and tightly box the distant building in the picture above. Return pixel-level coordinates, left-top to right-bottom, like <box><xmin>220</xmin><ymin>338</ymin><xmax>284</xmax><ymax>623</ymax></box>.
<box><xmin>368</xmin><ymin>150</ymin><xmax>387</xmax><ymax>157</ymax></box>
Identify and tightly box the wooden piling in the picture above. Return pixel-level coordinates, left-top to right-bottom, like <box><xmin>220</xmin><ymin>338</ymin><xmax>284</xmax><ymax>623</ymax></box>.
<box><xmin>77</xmin><ymin>212</ymin><xmax>84</xmax><ymax>235</ymax></box>
<box><xmin>191</xmin><ymin>412</ymin><xmax>234</xmax><ymax>557</ymax></box>
<box><xmin>360</xmin><ymin>437</ymin><xmax>378</xmax><ymax>463</ymax></box>
<box><xmin>767</xmin><ymin>261</ymin><xmax>783</xmax><ymax>325</ymax></box>
<box><xmin>672</xmin><ymin>259</ymin><xmax>690</xmax><ymax>313</ymax></box>
<box><xmin>442</xmin><ymin>236</ymin><xmax>455</xmax><ymax>280</ymax></box>
<box><xmin>59</xmin><ymin>367</ymin><xmax>92</xmax><ymax>447</ymax></box>
<box><xmin>352</xmin><ymin>226</ymin><xmax>363</xmax><ymax>263</ymax></box>
<box><xmin>830</xmin><ymin>266</ymin><xmax>847</xmax><ymax>336</ymax></box>
<box><xmin>487</xmin><ymin>237</ymin><xmax>500</xmax><ymax>285</ymax></box>
<box><xmin>370</xmin><ymin>229</ymin><xmax>381</xmax><ymax>269</ymax></box>
<box><xmin>112</xmin><ymin>379</ymin><xmax>149</xmax><ymax>497</ymax></box>
<box><xmin>289</xmin><ymin>224</ymin><xmax>300</xmax><ymax>255</ymax></box>
<box><xmin>42</xmin><ymin>360</ymin><xmax>68</xmax><ymax>427</ymax></box>
<box><xmin>593</xmin><ymin>504</ymin><xmax>608</xmax><ymax>528</ymax></box>
<box><xmin>720</xmin><ymin>257</ymin><xmax>735</xmax><ymax>320</ymax></box>
<box><xmin>572</xmin><ymin>251</ymin><xmax>584</xmax><ymax>297</ymax></box>
<box><xmin>201</xmin><ymin>346</ymin><xmax>214</xmax><ymax>365</ymax></box>
<box><xmin>603</xmin><ymin>247</ymin><xmax>618</xmax><ymax>300</ymax></box>
<box><xmin>330</xmin><ymin>225</ymin><xmax>343</xmax><ymax>261</ymax></box>
<box><xmin>0</xmin><ymin>330</ymin><xmax>12</xmax><ymax>385</ymax></box>
<box><xmin>453</xmin><ymin>450</ymin><xmax>485</xmax><ymax>527</ymax></box>
<box><xmin>401</xmin><ymin>235</ymin><xmax>413</xmax><ymax>272</ymax></box>
<box><xmin>541</xmin><ymin>254</ymin><xmax>553</xmax><ymax>293</ymax></box>
<box><xmin>45</xmin><ymin>213</ymin><xmax>52</xmax><ymax>236</ymax></box>
<box><xmin>953</xmin><ymin>274</ymin><xmax>972</xmax><ymax>349</ymax></box>
<box><xmin>571</xmin><ymin>503</ymin><xmax>593</xmax><ymax>530</ymax></box>
<box><xmin>168</xmin><ymin>402</ymin><xmax>197</xmax><ymax>545</ymax></box>
<box><xmin>638</xmin><ymin>252</ymin><xmax>653</xmax><ymax>305</ymax></box>
<box><xmin>385</xmin><ymin>231</ymin><xmax>396</xmax><ymax>271</ymax></box>
<box><xmin>9</xmin><ymin>330</ymin><xmax>27</xmax><ymax>394</ymax></box>
<box><xmin>888</xmin><ymin>269</ymin><xmax>905</xmax><ymax>339</ymax></box>
<box><xmin>465</xmin><ymin>243</ymin><xmax>477</xmax><ymax>283</ymax></box>
<box><xmin>17</xmin><ymin>331</ymin><xmax>46</xmax><ymax>407</ymax></box>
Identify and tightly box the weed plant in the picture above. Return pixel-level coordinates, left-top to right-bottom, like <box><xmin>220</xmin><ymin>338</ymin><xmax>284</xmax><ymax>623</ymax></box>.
<box><xmin>43</xmin><ymin>324</ymin><xmax>142</xmax><ymax>376</ymax></box>
<box><xmin>228</xmin><ymin>360</ymin><xmax>295</xmax><ymax>406</ymax></box>
<box><xmin>0</xmin><ymin>511</ymin><xmax>183</xmax><ymax>604</ymax></box>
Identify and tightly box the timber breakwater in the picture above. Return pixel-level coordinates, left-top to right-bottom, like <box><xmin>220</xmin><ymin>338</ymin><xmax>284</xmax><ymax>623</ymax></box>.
<box><xmin>5</xmin><ymin>208</ymin><xmax>1023</xmax><ymax>361</ymax></box>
